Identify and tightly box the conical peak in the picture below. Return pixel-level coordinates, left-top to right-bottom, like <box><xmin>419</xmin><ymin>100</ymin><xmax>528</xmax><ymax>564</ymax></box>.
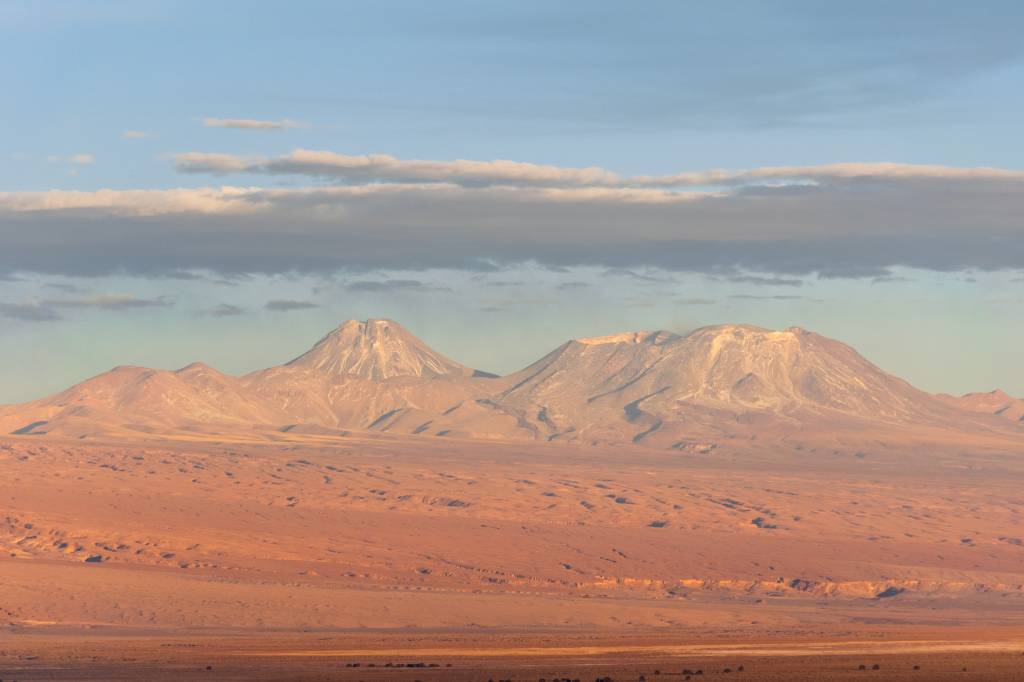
<box><xmin>176</xmin><ymin>361</ymin><xmax>216</xmax><ymax>374</ymax></box>
<box><xmin>336</xmin><ymin>317</ymin><xmax>397</xmax><ymax>330</ymax></box>
<box><xmin>330</xmin><ymin>318</ymin><xmax>402</xmax><ymax>337</ymax></box>
<box><xmin>286</xmin><ymin>319</ymin><xmax>472</xmax><ymax>380</ymax></box>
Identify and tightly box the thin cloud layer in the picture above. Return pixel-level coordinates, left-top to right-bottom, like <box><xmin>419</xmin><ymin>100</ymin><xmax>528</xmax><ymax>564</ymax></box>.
<box><xmin>46</xmin><ymin>154</ymin><xmax>95</xmax><ymax>171</ymax></box>
<box><xmin>0</xmin><ymin>187</ymin><xmax>264</xmax><ymax>216</ymax></box>
<box><xmin>174</xmin><ymin>149</ymin><xmax>1024</xmax><ymax>190</ymax></box>
<box><xmin>2</xmin><ymin>159</ymin><xmax>1023</xmax><ymax>279</ymax></box>
<box><xmin>0</xmin><ymin>302</ymin><xmax>62</xmax><ymax>322</ymax></box>
<box><xmin>202</xmin><ymin>117</ymin><xmax>302</xmax><ymax>131</ymax></box>
<box><xmin>264</xmin><ymin>299</ymin><xmax>319</xmax><ymax>311</ymax></box>
<box><xmin>720</xmin><ymin>275</ymin><xmax>804</xmax><ymax>287</ymax></box>
<box><xmin>0</xmin><ymin>294</ymin><xmax>171</xmax><ymax>323</ymax></box>
<box><xmin>204</xmin><ymin>303</ymin><xmax>245</xmax><ymax>317</ymax></box>
<box><xmin>343</xmin><ymin>279</ymin><xmax>449</xmax><ymax>293</ymax></box>
<box><xmin>175</xmin><ymin>149</ymin><xmax>621</xmax><ymax>187</ymax></box>
<box><xmin>43</xmin><ymin>294</ymin><xmax>173</xmax><ymax>310</ymax></box>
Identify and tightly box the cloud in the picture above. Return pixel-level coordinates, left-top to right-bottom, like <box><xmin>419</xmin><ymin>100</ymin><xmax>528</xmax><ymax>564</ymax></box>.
<box><xmin>42</xmin><ymin>282</ymin><xmax>88</xmax><ymax>293</ymax></box>
<box><xmin>175</xmin><ymin>148</ymin><xmax>620</xmax><ymax>187</ymax></box>
<box><xmin>204</xmin><ymin>303</ymin><xmax>245</xmax><ymax>317</ymax></box>
<box><xmin>720</xmin><ymin>274</ymin><xmax>803</xmax><ymax>287</ymax></box>
<box><xmin>477</xmin><ymin>296</ymin><xmax>557</xmax><ymax>310</ymax></box>
<box><xmin>2</xmin><ymin>160</ymin><xmax>1024</xmax><ymax>280</ymax></box>
<box><xmin>42</xmin><ymin>294</ymin><xmax>173</xmax><ymax>310</ymax></box>
<box><xmin>602</xmin><ymin>268</ymin><xmax>676</xmax><ymax>283</ymax></box>
<box><xmin>0</xmin><ymin>302</ymin><xmax>62</xmax><ymax>322</ymax></box>
<box><xmin>173</xmin><ymin>153</ymin><xmax>255</xmax><ymax>174</ymax></box>
<box><xmin>202</xmin><ymin>117</ymin><xmax>302</xmax><ymax>131</ymax></box>
<box><xmin>815</xmin><ymin>265</ymin><xmax>896</xmax><ymax>280</ymax></box>
<box><xmin>121</xmin><ymin>130</ymin><xmax>148</xmax><ymax>139</ymax></box>
<box><xmin>264</xmin><ymin>299</ymin><xmax>318</xmax><ymax>311</ymax></box>
<box><xmin>729</xmin><ymin>294</ymin><xmax>804</xmax><ymax>300</ymax></box>
<box><xmin>47</xmin><ymin>154</ymin><xmax>95</xmax><ymax>172</ymax></box>
<box><xmin>871</xmin><ymin>274</ymin><xmax>914</xmax><ymax>284</ymax></box>
<box><xmin>174</xmin><ymin>149</ymin><xmax>1024</xmax><ymax>191</ymax></box>
<box><xmin>343</xmin><ymin>278</ymin><xmax>448</xmax><ymax>293</ymax></box>
<box><xmin>678</xmin><ymin>297</ymin><xmax>716</xmax><ymax>305</ymax></box>
<box><xmin>158</xmin><ymin>270</ymin><xmax>205</xmax><ymax>281</ymax></box>
<box><xmin>634</xmin><ymin>162</ymin><xmax>1024</xmax><ymax>188</ymax></box>
<box><xmin>0</xmin><ymin>186</ymin><xmax>264</xmax><ymax>216</ymax></box>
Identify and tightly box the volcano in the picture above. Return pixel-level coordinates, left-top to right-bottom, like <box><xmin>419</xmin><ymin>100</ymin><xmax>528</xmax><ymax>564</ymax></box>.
<box><xmin>1</xmin><ymin>319</ymin><xmax>1017</xmax><ymax>447</ymax></box>
<box><xmin>285</xmin><ymin>318</ymin><xmax>483</xmax><ymax>380</ymax></box>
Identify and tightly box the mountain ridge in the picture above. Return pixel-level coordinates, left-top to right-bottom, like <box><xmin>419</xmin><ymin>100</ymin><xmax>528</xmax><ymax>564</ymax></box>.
<box><xmin>936</xmin><ymin>389</ymin><xmax>1024</xmax><ymax>423</ymax></box>
<box><xmin>0</xmin><ymin>319</ymin><xmax>1018</xmax><ymax>447</ymax></box>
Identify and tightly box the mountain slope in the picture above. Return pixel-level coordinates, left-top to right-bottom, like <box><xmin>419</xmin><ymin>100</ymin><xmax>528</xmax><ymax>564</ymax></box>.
<box><xmin>241</xmin><ymin>366</ymin><xmax>516</xmax><ymax>438</ymax></box>
<box><xmin>242</xmin><ymin>318</ymin><xmax>510</xmax><ymax>437</ymax></box>
<box><xmin>0</xmin><ymin>363</ymin><xmax>290</xmax><ymax>438</ymax></box>
<box><xmin>492</xmin><ymin>324</ymin><xmax>1012</xmax><ymax>445</ymax></box>
<box><xmin>286</xmin><ymin>319</ymin><xmax>483</xmax><ymax>380</ymax></box>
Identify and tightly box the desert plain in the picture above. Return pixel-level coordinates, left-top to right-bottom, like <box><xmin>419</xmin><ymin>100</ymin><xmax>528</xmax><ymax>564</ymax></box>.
<box><xmin>2</xmin><ymin>427</ymin><xmax>1023</xmax><ymax>680</ymax></box>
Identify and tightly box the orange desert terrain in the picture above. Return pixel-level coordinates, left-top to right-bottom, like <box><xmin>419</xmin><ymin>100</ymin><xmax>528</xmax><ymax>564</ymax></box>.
<box><xmin>1</xmin><ymin>320</ymin><xmax>1022</xmax><ymax>680</ymax></box>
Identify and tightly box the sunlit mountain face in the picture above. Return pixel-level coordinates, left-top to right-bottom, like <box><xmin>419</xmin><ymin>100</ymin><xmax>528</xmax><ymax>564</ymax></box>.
<box><xmin>3</xmin><ymin>319</ymin><xmax>1017</xmax><ymax>447</ymax></box>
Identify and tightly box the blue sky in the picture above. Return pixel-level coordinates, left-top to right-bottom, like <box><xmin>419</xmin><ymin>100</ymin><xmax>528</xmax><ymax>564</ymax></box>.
<box><xmin>1</xmin><ymin>1</ymin><xmax>1023</xmax><ymax>402</ymax></box>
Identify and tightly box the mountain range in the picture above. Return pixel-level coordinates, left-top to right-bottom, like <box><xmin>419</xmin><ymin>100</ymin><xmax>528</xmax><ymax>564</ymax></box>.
<box><xmin>1</xmin><ymin>318</ymin><xmax>1019</xmax><ymax>448</ymax></box>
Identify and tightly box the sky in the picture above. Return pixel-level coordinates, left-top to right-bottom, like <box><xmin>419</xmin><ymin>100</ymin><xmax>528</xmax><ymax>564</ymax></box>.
<box><xmin>1</xmin><ymin>0</ymin><xmax>1023</xmax><ymax>403</ymax></box>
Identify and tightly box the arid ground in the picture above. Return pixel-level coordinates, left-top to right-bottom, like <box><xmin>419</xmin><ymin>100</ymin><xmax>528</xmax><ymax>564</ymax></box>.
<box><xmin>2</xmin><ymin>430</ymin><xmax>1022</xmax><ymax>679</ymax></box>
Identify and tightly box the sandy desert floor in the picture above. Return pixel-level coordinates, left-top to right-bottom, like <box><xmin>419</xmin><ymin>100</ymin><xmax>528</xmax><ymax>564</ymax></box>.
<box><xmin>1</xmin><ymin>431</ymin><xmax>1022</xmax><ymax>679</ymax></box>
<box><xmin>4</xmin><ymin>629</ymin><xmax>1024</xmax><ymax>681</ymax></box>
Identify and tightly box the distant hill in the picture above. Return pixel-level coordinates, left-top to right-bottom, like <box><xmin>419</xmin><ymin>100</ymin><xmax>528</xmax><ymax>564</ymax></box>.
<box><xmin>936</xmin><ymin>389</ymin><xmax>1024</xmax><ymax>423</ymax></box>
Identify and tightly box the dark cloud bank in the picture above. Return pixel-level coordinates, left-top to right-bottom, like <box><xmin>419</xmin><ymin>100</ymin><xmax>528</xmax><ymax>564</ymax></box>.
<box><xmin>2</xmin><ymin>172</ymin><xmax>1023</xmax><ymax>281</ymax></box>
